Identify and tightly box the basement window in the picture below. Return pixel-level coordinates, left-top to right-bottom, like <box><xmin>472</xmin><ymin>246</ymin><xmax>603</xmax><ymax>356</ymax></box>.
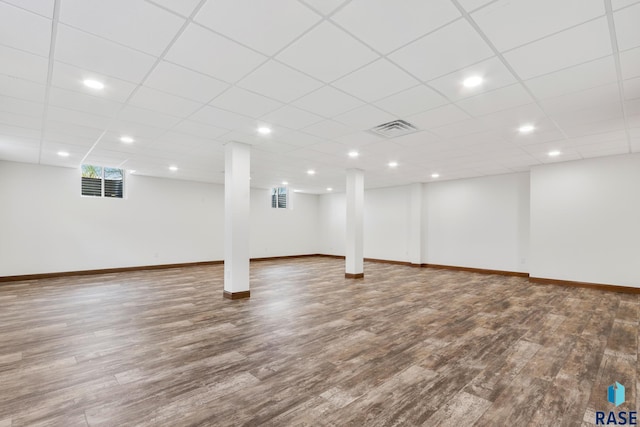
<box><xmin>271</xmin><ymin>187</ymin><xmax>288</xmax><ymax>209</ymax></box>
<box><xmin>81</xmin><ymin>165</ymin><xmax>124</xmax><ymax>198</ymax></box>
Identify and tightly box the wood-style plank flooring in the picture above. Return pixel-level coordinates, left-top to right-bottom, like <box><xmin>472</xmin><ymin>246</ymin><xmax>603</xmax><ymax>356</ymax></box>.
<box><xmin>0</xmin><ymin>257</ymin><xmax>637</xmax><ymax>426</ymax></box>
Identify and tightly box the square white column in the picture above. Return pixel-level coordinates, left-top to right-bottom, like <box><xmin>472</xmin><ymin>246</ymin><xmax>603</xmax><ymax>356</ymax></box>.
<box><xmin>224</xmin><ymin>142</ymin><xmax>251</xmax><ymax>299</ymax></box>
<box><xmin>345</xmin><ymin>168</ymin><xmax>364</xmax><ymax>278</ymax></box>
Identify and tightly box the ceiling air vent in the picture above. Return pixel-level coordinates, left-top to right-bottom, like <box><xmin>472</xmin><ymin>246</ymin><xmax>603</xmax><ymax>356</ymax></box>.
<box><xmin>369</xmin><ymin>119</ymin><xmax>419</xmax><ymax>138</ymax></box>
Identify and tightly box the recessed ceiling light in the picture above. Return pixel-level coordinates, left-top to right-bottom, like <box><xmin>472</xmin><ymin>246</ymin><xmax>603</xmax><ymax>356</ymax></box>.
<box><xmin>120</xmin><ymin>135</ymin><xmax>134</xmax><ymax>143</ymax></box>
<box><xmin>83</xmin><ymin>79</ymin><xmax>104</xmax><ymax>90</ymax></box>
<box><xmin>326</xmin><ymin>187</ymin><xmax>333</xmax><ymax>191</ymax></box>
<box><xmin>463</xmin><ymin>76</ymin><xmax>483</xmax><ymax>88</ymax></box>
<box><xmin>518</xmin><ymin>124</ymin><xmax>535</xmax><ymax>134</ymax></box>
<box><xmin>57</xmin><ymin>151</ymin><xmax>70</xmax><ymax>157</ymax></box>
<box><xmin>388</xmin><ymin>161</ymin><xmax>398</xmax><ymax>168</ymax></box>
<box><xmin>548</xmin><ymin>150</ymin><xmax>561</xmax><ymax>157</ymax></box>
<box><xmin>293</xmin><ymin>189</ymin><xmax>301</xmax><ymax>193</ymax></box>
<box><xmin>257</xmin><ymin>126</ymin><xmax>271</xmax><ymax>135</ymax></box>
<box><xmin>348</xmin><ymin>150</ymin><xmax>359</xmax><ymax>158</ymax></box>
<box><xmin>282</xmin><ymin>181</ymin><xmax>288</xmax><ymax>185</ymax></box>
<box><xmin>307</xmin><ymin>169</ymin><xmax>315</xmax><ymax>175</ymax></box>
<box><xmin>169</xmin><ymin>165</ymin><xmax>178</xmax><ymax>172</ymax></box>
<box><xmin>431</xmin><ymin>173</ymin><xmax>440</xmax><ymax>178</ymax></box>
<box><xmin>129</xmin><ymin>170</ymin><xmax>136</xmax><ymax>174</ymax></box>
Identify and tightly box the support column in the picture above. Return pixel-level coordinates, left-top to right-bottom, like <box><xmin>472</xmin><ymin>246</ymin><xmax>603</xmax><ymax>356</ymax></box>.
<box><xmin>345</xmin><ymin>169</ymin><xmax>364</xmax><ymax>279</ymax></box>
<box><xmin>224</xmin><ymin>142</ymin><xmax>251</xmax><ymax>299</ymax></box>
<box><xmin>408</xmin><ymin>183</ymin><xmax>423</xmax><ymax>267</ymax></box>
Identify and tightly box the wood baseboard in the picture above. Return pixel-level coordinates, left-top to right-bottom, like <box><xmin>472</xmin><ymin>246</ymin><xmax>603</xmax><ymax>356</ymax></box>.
<box><xmin>223</xmin><ymin>290</ymin><xmax>250</xmax><ymax>299</ymax></box>
<box><xmin>0</xmin><ymin>260</ymin><xmax>224</xmax><ymax>283</ymax></box>
<box><xmin>424</xmin><ymin>263</ymin><xmax>529</xmax><ymax>277</ymax></box>
<box><xmin>364</xmin><ymin>258</ymin><xmax>413</xmax><ymax>267</ymax></box>
<box><xmin>250</xmin><ymin>254</ymin><xmax>320</xmax><ymax>262</ymax></box>
<box><xmin>529</xmin><ymin>277</ymin><xmax>640</xmax><ymax>294</ymax></box>
<box><xmin>345</xmin><ymin>273</ymin><xmax>364</xmax><ymax>279</ymax></box>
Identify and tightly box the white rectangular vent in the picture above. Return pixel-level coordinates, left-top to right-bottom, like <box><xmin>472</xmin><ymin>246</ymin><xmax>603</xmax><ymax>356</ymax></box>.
<box><xmin>369</xmin><ymin>119</ymin><xmax>419</xmax><ymax>138</ymax></box>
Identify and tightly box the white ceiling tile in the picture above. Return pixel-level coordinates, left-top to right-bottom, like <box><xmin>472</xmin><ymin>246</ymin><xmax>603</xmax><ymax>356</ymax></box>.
<box><xmin>540</xmin><ymin>83</ymin><xmax>621</xmax><ymax>115</ymax></box>
<box><xmin>55</xmin><ymin>24</ymin><xmax>157</xmax><ymax>83</ymax></box>
<box><xmin>407</xmin><ymin>104</ymin><xmax>471</xmax><ymax>129</ymax></box>
<box><xmin>146</xmin><ymin>0</ymin><xmax>201</xmax><ymax>17</ymax></box>
<box><xmin>144</xmin><ymin>60</ymin><xmax>229</xmax><ymax>104</ymax></box>
<box><xmin>374</xmin><ymin>85</ymin><xmax>448</xmax><ymax>117</ymax></box>
<box><xmin>334</xmin><ymin>105</ymin><xmax>396</xmax><ymax>130</ymax></box>
<box><xmin>455</xmin><ymin>83</ymin><xmax>534</xmax><ymax>117</ymax></box>
<box><xmin>479</xmin><ymin>102</ymin><xmax>550</xmax><ymax>129</ymax></box>
<box><xmin>614</xmin><ymin>3</ymin><xmax>640</xmax><ymax>51</ymax></box>
<box><xmin>524</xmin><ymin>56</ymin><xmax>618</xmax><ymax>100</ymax></box>
<box><xmin>612</xmin><ymin>0</ymin><xmax>640</xmax><ymax>10</ymax></box>
<box><xmin>427</xmin><ymin>56</ymin><xmax>518</xmax><ymax>101</ymax></box>
<box><xmin>51</xmin><ymin>61</ymin><xmax>138</xmax><ymax>103</ymax></box>
<box><xmin>620</xmin><ymin>47</ymin><xmax>640</xmax><ymax>80</ymax></box>
<box><xmin>2</xmin><ymin>0</ymin><xmax>54</xmax><ymax>18</ymax></box>
<box><xmin>300</xmin><ymin>0</ymin><xmax>347</xmax><ymax>15</ymax></box>
<box><xmin>195</xmin><ymin>0</ymin><xmax>320</xmax><ymax>55</ymax></box>
<box><xmin>261</xmin><ymin>106</ymin><xmax>323</xmax><ymax>130</ymax></box>
<box><xmin>45</xmin><ymin>120</ymin><xmax>105</xmax><ymax>141</ymax></box>
<box><xmin>0</xmin><ymin>75</ymin><xmax>45</xmax><ymax>103</ymax></box>
<box><xmin>430</xmin><ymin>117</ymin><xmax>494</xmax><ymax>138</ymax></box>
<box><xmin>0</xmin><ymin>95</ymin><xmax>44</xmax><ymax>118</ymax></box>
<box><xmin>118</xmin><ymin>105</ymin><xmax>182</xmax><ymax>128</ymax></box>
<box><xmin>209</xmin><ymin>87</ymin><xmax>282</xmax><ymax>118</ymax></box>
<box><xmin>0</xmin><ymin>123</ymin><xmax>41</xmax><ymax>139</ymax></box>
<box><xmin>189</xmin><ymin>105</ymin><xmax>256</xmax><ymax>131</ymax></box>
<box><xmin>59</xmin><ymin>0</ymin><xmax>185</xmax><ymax>56</ymax></box>
<box><xmin>389</xmin><ymin>131</ymin><xmax>443</xmax><ymax>150</ymax></box>
<box><xmin>0</xmin><ymin>2</ymin><xmax>51</xmax><ymax>56</ymax></box>
<box><xmin>0</xmin><ymin>44</ymin><xmax>49</xmax><ymax>83</ymax></box>
<box><xmin>251</xmin><ymin>140</ymin><xmax>299</xmax><ymax>154</ymax></box>
<box><xmin>0</xmin><ymin>134</ymin><xmax>40</xmax><ymax>164</ymax></box>
<box><xmin>332</xmin><ymin>0</ymin><xmax>460</xmax><ymax>54</ymax></box>
<box><xmin>273</xmin><ymin>128</ymin><xmax>326</xmax><ymax>147</ymax></box>
<box><xmin>171</xmin><ymin>120</ymin><xmax>228</xmax><ymax>139</ymax></box>
<box><xmin>128</xmin><ymin>86</ymin><xmax>203</xmax><ymax>118</ymax></box>
<box><xmin>47</xmin><ymin>106</ymin><xmax>111</xmax><ymax>129</ymax></box>
<box><xmin>457</xmin><ymin>0</ymin><xmax>494</xmax><ymax>12</ymax></box>
<box><xmin>292</xmin><ymin>86</ymin><xmax>364</xmax><ymax>118</ymax></box>
<box><xmin>503</xmin><ymin>18</ymin><xmax>612</xmax><ymax>80</ymax></box>
<box><xmin>0</xmin><ymin>110</ymin><xmax>41</xmax><ymax>129</ymax></box>
<box><xmin>332</xmin><ymin>59</ymin><xmax>418</xmax><ymax>102</ymax></box>
<box><xmin>107</xmin><ymin>120</ymin><xmax>165</xmax><ymax>139</ymax></box>
<box><xmin>237</xmin><ymin>60</ymin><xmax>322</xmax><ymax>103</ymax></box>
<box><xmin>302</xmin><ymin>119</ymin><xmax>354</xmax><ymax>139</ymax></box>
<box><xmin>624</xmin><ymin>77</ymin><xmax>640</xmax><ymax>100</ymax></box>
<box><xmin>277</xmin><ymin>21</ymin><xmax>378</xmax><ymax>82</ymax></box>
<box><xmin>389</xmin><ymin>19</ymin><xmax>494</xmax><ymax>81</ymax></box>
<box><xmin>334</xmin><ymin>131</ymin><xmax>384</xmax><ymax>147</ymax></box>
<box><xmin>561</xmin><ymin>117</ymin><xmax>627</xmax><ymax>138</ymax></box>
<box><xmin>165</xmin><ymin>23</ymin><xmax>266</xmax><ymax>83</ymax></box>
<box><xmin>48</xmin><ymin>87</ymin><xmax>123</xmax><ymax>117</ymax></box>
<box><xmin>472</xmin><ymin>0</ymin><xmax>604</xmax><ymax>52</ymax></box>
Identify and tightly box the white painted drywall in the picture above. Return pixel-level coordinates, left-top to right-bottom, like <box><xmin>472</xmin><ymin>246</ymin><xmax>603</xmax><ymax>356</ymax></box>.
<box><xmin>530</xmin><ymin>154</ymin><xmax>640</xmax><ymax>287</ymax></box>
<box><xmin>317</xmin><ymin>191</ymin><xmax>346</xmax><ymax>256</ymax></box>
<box><xmin>0</xmin><ymin>161</ymin><xmax>318</xmax><ymax>276</ymax></box>
<box><xmin>424</xmin><ymin>172</ymin><xmax>530</xmax><ymax>272</ymax></box>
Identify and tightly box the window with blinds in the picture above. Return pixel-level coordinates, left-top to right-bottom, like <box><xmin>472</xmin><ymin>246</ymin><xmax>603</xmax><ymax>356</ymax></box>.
<box><xmin>82</xmin><ymin>165</ymin><xmax>124</xmax><ymax>198</ymax></box>
<box><xmin>271</xmin><ymin>187</ymin><xmax>288</xmax><ymax>209</ymax></box>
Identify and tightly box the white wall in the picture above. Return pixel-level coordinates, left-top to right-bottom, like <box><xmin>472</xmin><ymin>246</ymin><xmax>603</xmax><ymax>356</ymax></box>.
<box><xmin>424</xmin><ymin>172</ymin><xmax>530</xmax><ymax>273</ymax></box>
<box><xmin>530</xmin><ymin>154</ymin><xmax>640</xmax><ymax>287</ymax></box>
<box><xmin>0</xmin><ymin>161</ymin><xmax>318</xmax><ymax>276</ymax></box>
<box><xmin>317</xmin><ymin>191</ymin><xmax>346</xmax><ymax>256</ymax></box>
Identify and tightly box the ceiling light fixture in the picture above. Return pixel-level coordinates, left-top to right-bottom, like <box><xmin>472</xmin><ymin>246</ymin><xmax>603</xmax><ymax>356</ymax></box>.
<box><xmin>129</xmin><ymin>170</ymin><xmax>136</xmax><ymax>174</ymax></box>
<box><xmin>57</xmin><ymin>151</ymin><xmax>70</xmax><ymax>157</ymax></box>
<box><xmin>282</xmin><ymin>181</ymin><xmax>288</xmax><ymax>185</ymax></box>
<box><xmin>83</xmin><ymin>79</ymin><xmax>105</xmax><ymax>90</ymax></box>
<box><xmin>348</xmin><ymin>150</ymin><xmax>359</xmax><ymax>158</ymax></box>
<box><xmin>388</xmin><ymin>161</ymin><xmax>398</xmax><ymax>168</ymax></box>
<box><xmin>548</xmin><ymin>150</ymin><xmax>561</xmax><ymax>157</ymax></box>
<box><xmin>257</xmin><ymin>126</ymin><xmax>272</xmax><ymax>135</ymax></box>
<box><xmin>326</xmin><ymin>187</ymin><xmax>333</xmax><ymax>191</ymax></box>
<box><xmin>463</xmin><ymin>76</ymin><xmax>483</xmax><ymax>88</ymax></box>
<box><xmin>169</xmin><ymin>165</ymin><xmax>178</xmax><ymax>171</ymax></box>
<box><xmin>431</xmin><ymin>173</ymin><xmax>440</xmax><ymax>178</ymax></box>
<box><xmin>307</xmin><ymin>169</ymin><xmax>315</xmax><ymax>175</ymax></box>
<box><xmin>120</xmin><ymin>136</ymin><xmax>134</xmax><ymax>143</ymax></box>
<box><xmin>518</xmin><ymin>124</ymin><xmax>535</xmax><ymax>134</ymax></box>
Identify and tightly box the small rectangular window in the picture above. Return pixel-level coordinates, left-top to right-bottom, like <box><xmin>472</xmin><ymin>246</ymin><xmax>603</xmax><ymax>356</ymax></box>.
<box><xmin>81</xmin><ymin>164</ymin><xmax>124</xmax><ymax>198</ymax></box>
<box><xmin>271</xmin><ymin>187</ymin><xmax>288</xmax><ymax>209</ymax></box>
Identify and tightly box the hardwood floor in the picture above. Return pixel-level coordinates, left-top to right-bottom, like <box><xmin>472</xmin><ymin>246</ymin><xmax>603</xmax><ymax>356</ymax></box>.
<box><xmin>0</xmin><ymin>256</ymin><xmax>636</xmax><ymax>426</ymax></box>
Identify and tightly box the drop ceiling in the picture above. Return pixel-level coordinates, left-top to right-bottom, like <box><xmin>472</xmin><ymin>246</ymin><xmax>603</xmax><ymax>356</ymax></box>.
<box><xmin>0</xmin><ymin>0</ymin><xmax>638</xmax><ymax>193</ymax></box>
